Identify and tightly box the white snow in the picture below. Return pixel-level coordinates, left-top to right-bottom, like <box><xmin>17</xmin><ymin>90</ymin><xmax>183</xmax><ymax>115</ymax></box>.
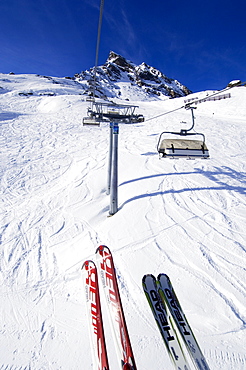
<box><xmin>0</xmin><ymin>73</ymin><xmax>245</xmax><ymax>369</ymax></box>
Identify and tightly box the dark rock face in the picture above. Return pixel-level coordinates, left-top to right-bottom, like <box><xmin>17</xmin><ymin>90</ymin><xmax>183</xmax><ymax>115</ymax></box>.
<box><xmin>76</xmin><ymin>51</ymin><xmax>191</xmax><ymax>100</ymax></box>
<box><xmin>108</xmin><ymin>51</ymin><xmax>134</xmax><ymax>71</ymax></box>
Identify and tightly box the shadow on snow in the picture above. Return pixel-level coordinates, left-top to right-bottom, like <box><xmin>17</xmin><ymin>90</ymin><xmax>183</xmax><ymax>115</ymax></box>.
<box><xmin>119</xmin><ymin>166</ymin><xmax>246</xmax><ymax>209</ymax></box>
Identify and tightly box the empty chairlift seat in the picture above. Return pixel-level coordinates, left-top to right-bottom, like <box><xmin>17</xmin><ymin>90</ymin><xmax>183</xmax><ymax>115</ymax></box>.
<box><xmin>82</xmin><ymin>116</ymin><xmax>100</xmax><ymax>126</ymax></box>
<box><xmin>157</xmin><ymin>132</ymin><xmax>209</xmax><ymax>159</ymax></box>
<box><xmin>82</xmin><ymin>107</ymin><xmax>101</xmax><ymax>126</ymax></box>
<box><xmin>157</xmin><ymin>106</ymin><xmax>209</xmax><ymax>159</ymax></box>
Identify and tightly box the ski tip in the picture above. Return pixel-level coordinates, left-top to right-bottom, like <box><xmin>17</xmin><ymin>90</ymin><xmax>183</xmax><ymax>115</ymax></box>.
<box><xmin>142</xmin><ymin>274</ymin><xmax>156</xmax><ymax>284</ymax></box>
<box><xmin>96</xmin><ymin>245</ymin><xmax>111</xmax><ymax>255</ymax></box>
<box><xmin>157</xmin><ymin>273</ymin><xmax>170</xmax><ymax>281</ymax></box>
<box><xmin>81</xmin><ymin>260</ymin><xmax>95</xmax><ymax>270</ymax></box>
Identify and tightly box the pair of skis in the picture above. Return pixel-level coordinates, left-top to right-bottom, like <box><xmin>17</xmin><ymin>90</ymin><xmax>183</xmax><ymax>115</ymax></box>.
<box><xmin>142</xmin><ymin>274</ymin><xmax>210</xmax><ymax>370</ymax></box>
<box><xmin>82</xmin><ymin>245</ymin><xmax>137</xmax><ymax>370</ymax></box>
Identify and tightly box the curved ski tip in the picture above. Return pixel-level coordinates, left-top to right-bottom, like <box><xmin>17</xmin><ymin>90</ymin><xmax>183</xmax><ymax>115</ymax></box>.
<box><xmin>157</xmin><ymin>273</ymin><xmax>169</xmax><ymax>280</ymax></box>
<box><xmin>81</xmin><ymin>261</ymin><xmax>88</xmax><ymax>270</ymax></box>
<box><xmin>142</xmin><ymin>274</ymin><xmax>156</xmax><ymax>283</ymax></box>
<box><xmin>81</xmin><ymin>260</ymin><xmax>95</xmax><ymax>270</ymax></box>
<box><xmin>96</xmin><ymin>245</ymin><xmax>110</xmax><ymax>254</ymax></box>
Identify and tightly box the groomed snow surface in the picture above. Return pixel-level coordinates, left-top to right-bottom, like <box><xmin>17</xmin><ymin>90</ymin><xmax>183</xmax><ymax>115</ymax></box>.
<box><xmin>0</xmin><ymin>74</ymin><xmax>245</xmax><ymax>369</ymax></box>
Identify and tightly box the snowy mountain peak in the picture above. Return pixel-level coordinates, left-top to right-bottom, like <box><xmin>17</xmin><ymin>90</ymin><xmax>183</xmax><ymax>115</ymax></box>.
<box><xmin>106</xmin><ymin>51</ymin><xmax>135</xmax><ymax>70</ymax></box>
<box><xmin>76</xmin><ymin>51</ymin><xmax>191</xmax><ymax>101</ymax></box>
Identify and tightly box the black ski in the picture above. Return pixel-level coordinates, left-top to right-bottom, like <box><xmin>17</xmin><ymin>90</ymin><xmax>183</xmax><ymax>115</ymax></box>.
<box><xmin>157</xmin><ymin>274</ymin><xmax>210</xmax><ymax>370</ymax></box>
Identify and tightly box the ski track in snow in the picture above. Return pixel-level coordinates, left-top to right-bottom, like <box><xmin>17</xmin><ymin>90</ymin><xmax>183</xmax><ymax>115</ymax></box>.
<box><xmin>0</xmin><ymin>74</ymin><xmax>246</xmax><ymax>369</ymax></box>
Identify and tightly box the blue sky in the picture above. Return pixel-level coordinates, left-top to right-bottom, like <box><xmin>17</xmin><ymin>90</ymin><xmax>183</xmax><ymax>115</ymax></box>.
<box><xmin>0</xmin><ymin>0</ymin><xmax>245</xmax><ymax>92</ymax></box>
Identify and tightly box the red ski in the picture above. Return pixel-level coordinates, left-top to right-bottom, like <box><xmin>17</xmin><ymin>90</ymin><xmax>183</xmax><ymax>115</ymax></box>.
<box><xmin>82</xmin><ymin>260</ymin><xmax>109</xmax><ymax>370</ymax></box>
<box><xmin>96</xmin><ymin>245</ymin><xmax>137</xmax><ymax>370</ymax></box>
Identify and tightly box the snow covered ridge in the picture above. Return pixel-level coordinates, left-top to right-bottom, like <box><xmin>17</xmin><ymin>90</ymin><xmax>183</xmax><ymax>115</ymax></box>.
<box><xmin>0</xmin><ymin>72</ymin><xmax>87</xmax><ymax>98</ymax></box>
<box><xmin>76</xmin><ymin>51</ymin><xmax>191</xmax><ymax>100</ymax></box>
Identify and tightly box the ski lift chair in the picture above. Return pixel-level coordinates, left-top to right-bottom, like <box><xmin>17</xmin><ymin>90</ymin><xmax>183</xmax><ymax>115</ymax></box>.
<box><xmin>82</xmin><ymin>108</ymin><xmax>100</xmax><ymax>126</ymax></box>
<box><xmin>157</xmin><ymin>107</ymin><xmax>209</xmax><ymax>159</ymax></box>
<box><xmin>82</xmin><ymin>116</ymin><xmax>100</xmax><ymax>125</ymax></box>
<box><xmin>129</xmin><ymin>114</ymin><xmax>145</xmax><ymax>123</ymax></box>
<box><xmin>85</xmin><ymin>96</ymin><xmax>95</xmax><ymax>102</ymax></box>
<box><xmin>157</xmin><ymin>131</ymin><xmax>209</xmax><ymax>158</ymax></box>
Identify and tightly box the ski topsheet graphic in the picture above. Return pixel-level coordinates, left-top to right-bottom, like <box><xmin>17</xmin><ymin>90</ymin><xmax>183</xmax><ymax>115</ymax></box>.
<box><xmin>82</xmin><ymin>250</ymin><xmax>209</xmax><ymax>370</ymax></box>
<box><xmin>96</xmin><ymin>245</ymin><xmax>137</xmax><ymax>370</ymax></box>
<box><xmin>142</xmin><ymin>274</ymin><xmax>191</xmax><ymax>370</ymax></box>
<box><xmin>82</xmin><ymin>260</ymin><xmax>109</xmax><ymax>370</ymax></box>
<box><xmin>157</xmin><ymin>274</ymin><xmax>210</xmax><ymax>370</ymax></box>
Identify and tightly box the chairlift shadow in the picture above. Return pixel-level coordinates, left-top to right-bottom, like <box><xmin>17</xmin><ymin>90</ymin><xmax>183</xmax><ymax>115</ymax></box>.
<box><xmin>141</xmin><ymin>152</ymin><xmax>157</xmax><ymax>156</ymax></box>
<box><xmin>0</xmin><ymin>112</ymin><xmax>22</xmax><ymax>122</ymax></box>
<box><xmin>119</xmin><ymin>166</ymin><xmax>246</xmax><ymax>210</ymax></box>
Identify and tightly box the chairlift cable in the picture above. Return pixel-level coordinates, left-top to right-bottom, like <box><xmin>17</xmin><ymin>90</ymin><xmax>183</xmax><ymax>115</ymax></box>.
<box><xmin>145</xmin><ymin>105</ymin><xmax>185</xmax><ymax>122</ymax></box>
<box><xmin>145</xmin><ymin>80</ymin><xmax>246</xmax><ymax>123</ymax></box>
<box><xmin>93</xmin><ymin>0</ymin><xmax>105</xmax><ymax>99</ymax></box>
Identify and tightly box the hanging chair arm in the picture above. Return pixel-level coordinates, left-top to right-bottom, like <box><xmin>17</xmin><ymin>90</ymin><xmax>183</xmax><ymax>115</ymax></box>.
<box><xmin>157</xmin><ymin>131</ymin><xmax>173</xmax><ymax>151</ymax></box>
<box><xmin>183</xmin><ymin>106</ymin><xmax>197</xmax><ymax>132</ymax></box>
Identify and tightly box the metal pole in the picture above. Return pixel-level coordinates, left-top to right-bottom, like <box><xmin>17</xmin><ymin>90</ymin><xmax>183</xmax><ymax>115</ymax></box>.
<box><xmin>189</xmin><ymin>106</ymin><xmax>196</xmax><ymax>131</ymax></box>
<box><xmin>107</xmin><ymin>122</ymin><xmax>114</xmax><ymax>195</ymax></box>
<box><xmin>109</xmin><ymin>123</ymin><xmax>119</xmax><ymax>215</ymax></box>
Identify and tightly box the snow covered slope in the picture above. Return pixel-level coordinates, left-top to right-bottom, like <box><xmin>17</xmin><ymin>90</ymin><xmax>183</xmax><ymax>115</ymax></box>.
<box><xmin>0</xmin><ymin>73</ymin><xmax>245</xmax><ymax>369</ymax></box>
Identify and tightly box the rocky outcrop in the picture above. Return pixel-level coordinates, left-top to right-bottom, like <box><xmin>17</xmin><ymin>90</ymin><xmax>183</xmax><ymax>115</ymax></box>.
<box><xmin>76</xmin><ymin>51</ymin><xmax>191</xmax><ymax>100</ymax></box>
